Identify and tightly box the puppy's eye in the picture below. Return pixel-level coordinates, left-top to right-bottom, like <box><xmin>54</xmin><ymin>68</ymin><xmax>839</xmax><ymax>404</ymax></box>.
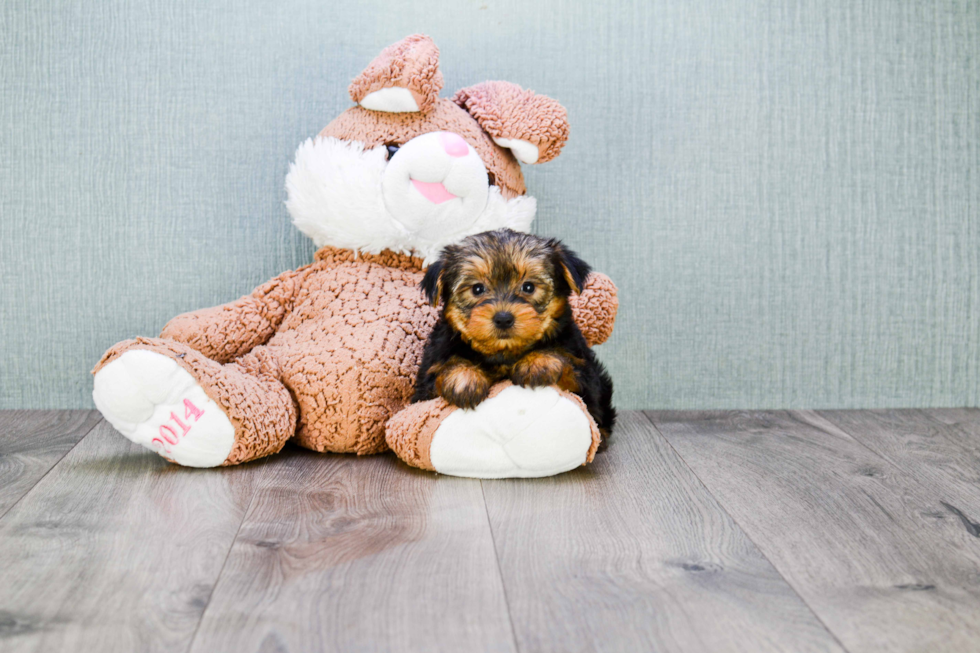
<box><xmin>385</xmin><ymin>144</ymin><xmax>400</xmax><ymax>160</ymax></box>
<box><xmin>521</xmin><ymin>282</ymin><xmax>535</xmax><ymax>294</ymax></box>
<box><xmin>471</xmin><ymin>283</ymin><xmax>486</xmax><ymax>296</ymax></box>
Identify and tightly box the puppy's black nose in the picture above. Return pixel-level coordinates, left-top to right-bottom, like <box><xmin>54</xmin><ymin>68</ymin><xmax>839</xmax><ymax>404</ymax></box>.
<box><xmin>492</xmin><ymin>311</ymin><xmax>515</xmax><ymax>329</ymax></box>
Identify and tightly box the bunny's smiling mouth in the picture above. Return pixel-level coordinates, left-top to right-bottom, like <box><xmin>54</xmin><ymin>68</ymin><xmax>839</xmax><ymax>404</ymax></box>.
<box><xmin>411</xmin><ymin>178</ymin><xmax>457</xmax><ymax>204</ymax></box>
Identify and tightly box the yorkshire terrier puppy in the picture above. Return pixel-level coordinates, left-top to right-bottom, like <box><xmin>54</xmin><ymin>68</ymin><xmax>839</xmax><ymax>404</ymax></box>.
<box><xmin>413</xmin><ymin>229</ymin><xmax>616</xmax><ymax>445</ymax></box>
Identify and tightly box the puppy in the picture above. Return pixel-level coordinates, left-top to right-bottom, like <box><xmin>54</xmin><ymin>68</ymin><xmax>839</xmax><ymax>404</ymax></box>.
<box><xmin>413</xmin><ymin>228</ymin><xmax>615</xmax><ymax>445</ymax></box>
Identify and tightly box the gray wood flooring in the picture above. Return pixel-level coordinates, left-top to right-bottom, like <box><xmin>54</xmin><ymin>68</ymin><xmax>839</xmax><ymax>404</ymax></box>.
<box><xmin>1</xmin><ymin>409</ymin><xmax>978</xmax><ymax>652</ymax></box>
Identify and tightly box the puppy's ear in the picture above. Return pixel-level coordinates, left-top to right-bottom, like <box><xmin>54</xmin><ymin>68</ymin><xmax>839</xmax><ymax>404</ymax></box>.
<box><xmin>420</xmin><ymin>260</ymin><xmax>445</xmax><ymax>307</ymax></box>
<box><xmin>553</xmin><ymin>244</ymin><xmax>592</xmax><ymax>295</ymax></box>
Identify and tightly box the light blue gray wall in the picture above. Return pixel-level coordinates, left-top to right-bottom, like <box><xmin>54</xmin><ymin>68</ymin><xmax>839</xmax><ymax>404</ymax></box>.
<box><xmin>2</xmin><ymin>0</ymin><xmax>979</xmax><ymax>409</ymax></box>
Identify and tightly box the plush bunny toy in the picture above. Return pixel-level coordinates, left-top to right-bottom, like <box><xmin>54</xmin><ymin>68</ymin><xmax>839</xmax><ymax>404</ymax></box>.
<box><xmin>92</xmin><ymin>35</ymin><xmax>618</xmax><ymax>478</ymax></box>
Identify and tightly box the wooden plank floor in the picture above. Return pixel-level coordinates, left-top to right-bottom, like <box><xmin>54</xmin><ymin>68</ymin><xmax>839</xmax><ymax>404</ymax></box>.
<box><xmin>1</xmin><ymin>409</ymin><xmax>979</xmax><ymax>652</ymax></box>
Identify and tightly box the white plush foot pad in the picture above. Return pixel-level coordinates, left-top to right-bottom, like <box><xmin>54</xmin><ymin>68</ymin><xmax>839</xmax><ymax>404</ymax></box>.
<box><xmin>429</xmin><ymin>386</ymin><xmax>593</xmax><ymax>479</ymax></box>
<box><xmin>92</xmin><ymin>350</ymin><xmax>235</xmax><ymax>468</ymax></box>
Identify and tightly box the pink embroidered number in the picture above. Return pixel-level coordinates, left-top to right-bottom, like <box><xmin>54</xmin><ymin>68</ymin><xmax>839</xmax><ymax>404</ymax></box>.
<box><xmin>151</xmin><ymin>399</ymin><xmax>206</xmax><ymax>453</ymax></box>
<box><xmin>170</xmin><ymin>412</ymin><xmax>190</xmax><ymax>436</ymax></box>
<box><xmin>184</xmin><ymin>398</ymin><xmax>204</xmax><ymax>421</ymax></box>
<box><xmin>158</xmin><ymin>425</ymin><xmax>179</xmax><ymax>445</ymax></box>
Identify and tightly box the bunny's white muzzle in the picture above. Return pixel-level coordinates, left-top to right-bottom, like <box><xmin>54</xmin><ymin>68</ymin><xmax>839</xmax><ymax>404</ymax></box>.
<box><xmin>382</xmin><ymin>131</ymin><xmax>491</xmax><ymax>241</ymax></box>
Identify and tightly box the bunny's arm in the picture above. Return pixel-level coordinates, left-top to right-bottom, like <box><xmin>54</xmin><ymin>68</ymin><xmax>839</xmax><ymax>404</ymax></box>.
<box><xmin>569</xmin><ymin>272</ymin><xmax>618</xmax><ymax>347</ymax></box>
<box><xmin>159</xmin><ymin>266</ymin><xmax>312</xmax><ymax>363</ymax></box>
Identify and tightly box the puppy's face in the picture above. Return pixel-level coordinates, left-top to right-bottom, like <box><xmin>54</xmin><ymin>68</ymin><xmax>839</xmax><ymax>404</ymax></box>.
<box><xmin>422</xmin><ymin>230</ymin><xmax>591</xmax><ymax>358</ymax></box>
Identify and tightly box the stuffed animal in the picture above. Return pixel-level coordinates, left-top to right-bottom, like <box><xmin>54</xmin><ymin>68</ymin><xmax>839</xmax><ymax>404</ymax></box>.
<box><xmin>91</xmin><ymin>35</ymin><xmax>618</xmax><ymax>478</ymax></box>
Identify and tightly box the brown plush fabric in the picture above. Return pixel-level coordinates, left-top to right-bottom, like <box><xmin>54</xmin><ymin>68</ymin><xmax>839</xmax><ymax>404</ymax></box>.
<box><xmin>159</xmin><ymin>265</ymin><xmax>314</xmax><ymax>364</ymax></box>
<box><xmin>278</xmin><ymin>249</ymin><xmax>437</xmax><ymax>454</ymax></box>
<box><xmin>134</xmin><ymin>247</ymin><xmax>436</xmax><ymax>456</ymax></box>
<box><xmin>319</xmin><ymin>100</ymin><xmax>526</xmax><ymax>199</ymax></box>
<box><xmin>453</xmin><ymin>81</ymin><xmax>570</xmax><ymax>163</ymax></box>
<box><xmin>348</xmin><ymin>34</ymin><xmax>444</xmax><ymax>114</ymax></box>
<box><xmin>93</xmin><ymin>337</ymin><xmax>297</xmax><ymax>465</ymax></box>
<box><xmin>570</xmin><ymin>272</ymin><xmax>619</xmax><ymax>347</ymax></box>
<box><xmin>559</xmin><ymin>386</ymin><xmax>603</xmax><ymax>464</ymax></box>
<box><xmin>385</xmin><ymin>381</ymin><xmax>602</xmax><ymax>470</ymax></box>
<box><xmin>384</xmin><ymin>395</ymin><xmax>456</xmax><ymax>471</ymax></box>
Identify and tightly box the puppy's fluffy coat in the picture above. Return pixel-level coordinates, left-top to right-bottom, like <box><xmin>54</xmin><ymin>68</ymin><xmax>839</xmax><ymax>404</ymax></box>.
<box><xmin>412</xmin><ymin>229</ymin><xmax>615</xmax><ymax>446</ymax></box>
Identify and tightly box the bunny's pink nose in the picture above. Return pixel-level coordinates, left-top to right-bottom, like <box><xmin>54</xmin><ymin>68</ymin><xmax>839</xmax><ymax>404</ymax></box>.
<box><xmin>439</xmin><ymin>132</ymin><xmax>469</xmax><ymax>157</ymax></box>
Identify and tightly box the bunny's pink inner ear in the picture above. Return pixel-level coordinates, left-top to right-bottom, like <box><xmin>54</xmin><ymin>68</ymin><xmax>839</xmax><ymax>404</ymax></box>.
<box><xmin>349</xmin><ymin>34</ymin><xmax>444</xmax><ymax>113</ymax></box>
<box><xmin>453</xmin><ymin>81</ymin><xmax>570</xmax><ymax>163</ymax></box>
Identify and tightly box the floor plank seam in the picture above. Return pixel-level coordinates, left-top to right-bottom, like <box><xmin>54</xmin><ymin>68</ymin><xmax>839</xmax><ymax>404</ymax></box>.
<box><xmin>0</xmin><ymin>413</ymin><xmax>103</xmax><ymax>523</ymax></box>
<box><xmin>480</xmin><ymin>480</ymin><xmax>522</xmax><ymax>653</ymax></box>
<box><xmin>816</xmin><ymin>408</ymin><xmax>980</xmax><ymax>538</ymax></box>
<box><xmin>916</xmin><ymin>407</ymin><xmax>977</xmax><ymax>449</ymax></box>
<box><xmin>805</xmin><ymin>410</ymin><xmax>909</xmax><ymax>474</ymax></box>
<box><xmin>638</xmin><ymin>411</ymin><xmax>854</xmax><ymax>653</ymax></box>
<box><xmin>184</xmin><ymin>480</ymin><xmax>261</xmax><ymax>653</ymax></box>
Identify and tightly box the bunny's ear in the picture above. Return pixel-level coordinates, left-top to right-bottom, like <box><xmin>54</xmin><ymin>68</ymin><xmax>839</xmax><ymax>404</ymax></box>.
<box><xmin>349</xmin><ymin>34</ymin><xmax>444</xmax><ymax>113</ymax></box>
<box><xmin>453</xmin><ymin>81</ymin><xmax>569</xmax><ymax>164</ymax></box>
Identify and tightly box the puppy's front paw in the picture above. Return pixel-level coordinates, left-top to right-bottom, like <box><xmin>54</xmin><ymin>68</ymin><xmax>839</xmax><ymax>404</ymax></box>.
<box><xmin>512</xmin><ymin>351</ymin><xmax>576</xmax><ymax>390</ymax></box>
<box><xmin>435</xmin><ymin>363</ymin><xmax>492</xmax><ymax>409</ymax></box>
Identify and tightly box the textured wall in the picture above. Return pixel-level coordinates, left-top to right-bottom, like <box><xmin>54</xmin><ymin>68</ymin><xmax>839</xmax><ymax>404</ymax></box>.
<box><xmin>2</xmin><ymin>0</ymin><xmax>979</xmax><ymax>410</ymax></box>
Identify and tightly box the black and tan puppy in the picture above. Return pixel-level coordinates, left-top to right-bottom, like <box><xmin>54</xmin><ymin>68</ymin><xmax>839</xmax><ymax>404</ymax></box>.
<box><xmin>413</xmin><ymin>228</ymin><xmax>615</xmax><ymax>445</ymax></box>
